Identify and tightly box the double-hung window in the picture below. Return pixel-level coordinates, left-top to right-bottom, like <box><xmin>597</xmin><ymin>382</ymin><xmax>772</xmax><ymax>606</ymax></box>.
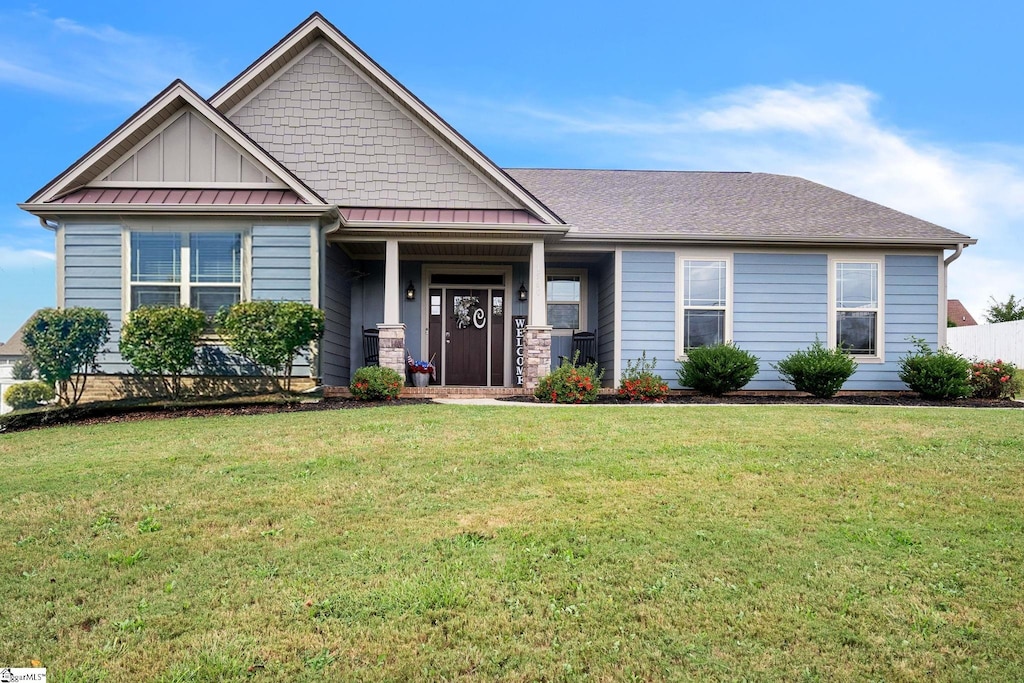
<box><xmin>680</xmin><ymin>257</ymin><xmax>729</xmax><ymax>351</ymax></box>
<box><xmin>546</xmin><ymin>272</ymin><xmax>584</xmax><ymax>332</ymax></box>
<box><xmin>130</xmin><ymin>231</ymin><xmax>242</xmax><ymax>318</ymax></box>
<box><xmin>832</xmin><ymin>259</ymin><xmax>882</xmax><ymax>358</ymax></box>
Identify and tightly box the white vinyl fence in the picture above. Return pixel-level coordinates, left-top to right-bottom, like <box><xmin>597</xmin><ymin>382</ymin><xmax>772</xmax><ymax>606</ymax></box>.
<box><xmin>0</xmin><ymin>378</ymin><xmax>28</xmax><ymax>414</ymax></box>
<box><xmin>947</xmin><ymin>320</ymin><xmax>1024</xmax><ymax>366</ymax></box>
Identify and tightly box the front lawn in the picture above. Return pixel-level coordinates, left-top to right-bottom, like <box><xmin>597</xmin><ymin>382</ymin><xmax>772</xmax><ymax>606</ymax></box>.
<box><xmin>1</xmin><ymin>405</ymin><xmax>1022</xmax><ymax>680</ymax></box>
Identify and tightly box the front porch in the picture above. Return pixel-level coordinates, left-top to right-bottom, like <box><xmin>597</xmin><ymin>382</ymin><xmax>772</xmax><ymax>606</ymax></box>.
<box><xmin>320</xmin><ymin>233</ymin><xmax>615</xmax><ymax>391</ymax></box>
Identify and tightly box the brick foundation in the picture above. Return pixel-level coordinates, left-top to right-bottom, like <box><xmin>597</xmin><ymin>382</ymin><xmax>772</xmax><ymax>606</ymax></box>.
<box><xmin>523</xmin><ymin>325</ymin><xmax>552</xmax><ymax>392</ymax></box>
<box><xmin>377</xmin><ymin>323</ymin><xmax>407</xmax><ymax>376</ymax></box>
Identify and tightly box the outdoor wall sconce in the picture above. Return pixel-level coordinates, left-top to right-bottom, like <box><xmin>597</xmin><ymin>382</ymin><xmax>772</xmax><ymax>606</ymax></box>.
<box><xmin>405</xmin><ymin>281</ymin><xmax>416</xmax><ymax>301</ymax></box>
<box><xmin>518</xmin><ymin>282</ymin><xmax>528</xmax><ymax>301</ymax></box>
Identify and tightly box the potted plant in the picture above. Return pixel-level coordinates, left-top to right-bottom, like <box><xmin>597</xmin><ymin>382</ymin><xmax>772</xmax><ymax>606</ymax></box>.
<box><xmin>406</xmin><ymin>354</ymin><xmax>436</xmax><ymax>388</ymax></box>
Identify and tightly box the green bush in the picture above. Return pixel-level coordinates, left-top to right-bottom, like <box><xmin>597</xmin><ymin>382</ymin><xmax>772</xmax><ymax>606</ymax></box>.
<box><xmin>969</xmin><ymin>358</ymin><xmax>1022</xmax><ymax>399</ymax></box>
<box><xmin>4</xmin><ymin>381</ymin><xmax>55</xmax><ymax>410</ymax></box>
<box><xmin>215</xmin><ymin>301</ymin><xmax>325</xmax><ymax>391</ymax></box>
<box><xmin>119</xmin><ymin>306</ymin><xmax>208</xmax><ymax>398</ymax></box>
<box><xmin>898</xmin><ymin>339</ymin><xmax>971</xmax><ymax>399</ymax></box>
<box><xmin>350</xmin><ymin>366</ymin><xmax>403</xmax><ymax>401</ymax></box>
<box><xmin>618</xmin><ymin>352</ymin><xmax>669</xmax><ymax>402</ymax></box>
<box><xmin>10</xmin><ymin>358</ymin><xmax>35</xmax><ymax>380</ymax></box>
<box><xmin>677</xmin><ymin>343</ymin><xmax>759</xmax><ymax>397</ymax></box>
<box><xmin>535</xmin><ymin>352</ymin><xmax>603</xmax><ymax>403</ymax></box>
<box><xmin>774</xmin><ymin>340</ymin><xmax>857</xmax><ymax>398</ymax></box>
<box><xmin>22</xmin><ymin>307</ymin><xmax>110</xmax><ymax>405</ymax></box>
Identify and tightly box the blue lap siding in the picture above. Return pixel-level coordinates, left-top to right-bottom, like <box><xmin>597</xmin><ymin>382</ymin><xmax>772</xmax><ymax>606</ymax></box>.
<box><xmin>620</xmin><ymin>251</ymin><xmax>677</xmax><ymax>384</ymax></box>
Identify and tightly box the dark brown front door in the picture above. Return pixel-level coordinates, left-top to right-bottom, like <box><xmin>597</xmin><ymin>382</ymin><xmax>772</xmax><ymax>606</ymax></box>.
<box><xmin>445</xmin><ymin>289</ymin><xmax>489</xmax><ymax>385</ymax></box>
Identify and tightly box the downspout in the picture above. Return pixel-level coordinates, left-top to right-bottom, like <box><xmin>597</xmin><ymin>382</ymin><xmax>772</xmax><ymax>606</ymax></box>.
<box><xmin>38</xmin><ymin>217</ymin><xmax>58</xmax><ymax>231</ymax></box>
<box><xmin>941</xmin><ymin>243</ymin><xmax>967</xmax><ymax>347</ymax></box>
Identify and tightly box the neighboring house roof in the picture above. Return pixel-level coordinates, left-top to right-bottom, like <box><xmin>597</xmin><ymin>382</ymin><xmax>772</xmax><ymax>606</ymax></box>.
<box><xmin>506</xmin><ymin>168</ymin><xmax>975</xmax><ymax>247</ymax></box>
<box><xmin>0</xmin><ymin>316</ymin><xmax>33</xmax><ymax>359</ymax></box>
<box><xmin>947</xmin><ymin>299</ymin><xmax>978</xmax><ymax>326</ymax></box>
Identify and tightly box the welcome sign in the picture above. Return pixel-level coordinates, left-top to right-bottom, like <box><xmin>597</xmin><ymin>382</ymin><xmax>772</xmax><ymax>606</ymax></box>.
<box><xmin>513</xmin><ymin>316</ymin><xmax>526</xmax><ymax>386</ymax></box>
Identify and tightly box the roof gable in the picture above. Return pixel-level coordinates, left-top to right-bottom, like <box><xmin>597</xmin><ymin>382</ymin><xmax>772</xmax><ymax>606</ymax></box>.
<box><xmin>25</xmin><ymin>81</ymin><xmax>323</xmax><ymax>206</ymax></box>
<box><xmin>211</xmin><ymin>13</ymin><xmax>561</xmax><ymax>222</ymax></box>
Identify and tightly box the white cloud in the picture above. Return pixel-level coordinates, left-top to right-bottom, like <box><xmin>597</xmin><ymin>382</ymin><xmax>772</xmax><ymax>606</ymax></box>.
<box><xmin>0</xmin><ymin>11</ymin><xmax>218</xmax><ymax>102</ymax></box>
<box><xmin>0</xmin><ymin>246</ymin><xmax>55</xmax><ymax>269</ymax></box>
<box><xmin>451</xmin><ymin>83</ymin><xmax>1024</xmax><ymax>312</ymax></box>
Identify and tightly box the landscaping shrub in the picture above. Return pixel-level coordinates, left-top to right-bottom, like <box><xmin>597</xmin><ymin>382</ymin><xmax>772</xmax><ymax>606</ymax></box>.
<box><xmin>215</xmin><ymin>301</ymin><xmax>325</xmax><ymax>390</ymax></box>
<box><xmin>10</xmin><ymin>358</ymin><xmax>35</xmax><ymax>380</ymax></box>
<box><xmin>350</xmin><ymin>366</ymin><xmax>403</xmax><ymax>400</ymax></box>
<box><xmin>618</xmin><ymin>352</ymin><xmax>669</xmax><ymax>402</ymax></box>
<box><xmin>119</xmin><ymin>306</ymin><xmax>208</xmax><ymax>398</ymax></box>
<box><xmin>535</xmin><ymin>352</ymin><xmax>603</xmax><ymax>403</ymax></box>
<box><xmin>774</xmin><ymin>339</ymin><xmax>857</xmax><ymax>398</ymax></box>
<box><xmin>969</xmin><ymin>358</ymin><xmax>1022</xmax><ymax>399</ymax></box>
<box><xmin>4</xmin><ymin>381</ymin><xmax>55</xmax><ymax>410</ymax></box>
<box><xmin>22</xmin><ymin>307</ymin><xmax>110</xmax><ymax>406</ymax></box>
<box><xmin>898</xmin><ymin>338</ymin><xmax>971</xmax><ymax>399</ymax></box>
<box><xmin>677</xmin><ymin>343</ymin><xmax>759</xmax><ymax>397</ymax></box>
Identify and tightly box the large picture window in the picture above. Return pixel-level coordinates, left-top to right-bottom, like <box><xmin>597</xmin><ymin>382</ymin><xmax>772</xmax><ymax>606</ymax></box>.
<box><xmin>681</xmin><ymin>258</ymin><xmax>728</xmax><ymax>350</ymax></box>
<box><xmin>832</xmin><ymin>259</ymin><xmax>882</xmax><ymax>358</ymax></box>
<box><xmin>130</xmin><ymin>231</ymin><xmax>242</xmax><ymax>318</ymax></box>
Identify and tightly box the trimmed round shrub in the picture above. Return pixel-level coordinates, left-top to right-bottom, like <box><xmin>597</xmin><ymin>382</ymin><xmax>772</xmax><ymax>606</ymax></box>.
<box><xmin>968</xmin><ymin>358</ymin><xmax>1022</xmax><ymax>399</ymax></box>
<box><xmin>774</xmin><ymin>340</ymin><xmax>857</xmax><ymax>398</ymax></box>
<box><xmin>120</xmin><ymin>306</ymin><xmax>208</xmax><ymax>398</ymax></box>
<box><xmin>618</xmin><ymin>352</ymin><xmax>669</xmax><ymax>402</ymax></box>
<box><xmin>677</xmin><ymin>343</ymin><xmax>759</xmax><ymax>397</ymax></box>
<box><xmin>4</xmin><ymin>381</ymin><xmax>55</xmax><ymax>410</ymax></box>
<box><xmin>535</xmin><ymin>353</ymin><xmax>603</xmax><ymax>403</ymax></box>
<box><xmin>898</xmin><ymin>339</ymin><xmax>971</xmax><ymax>400</ymax></box>
<box><xmin>350</xmin><ymin>366</ymin><xmax>403</xmax><ymax>401</ymax></box>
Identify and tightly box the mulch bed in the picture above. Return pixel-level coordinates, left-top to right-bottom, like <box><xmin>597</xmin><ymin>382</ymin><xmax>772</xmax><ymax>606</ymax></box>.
<box><xmin>2</xmin><ymin>393</ymin><xmax>1018</xmax><ymax>434</ymax></box>
<box><xmin>500</xmin><ymin>393</ymin><xmax>1023</xmax><ymax>408</ymax></box>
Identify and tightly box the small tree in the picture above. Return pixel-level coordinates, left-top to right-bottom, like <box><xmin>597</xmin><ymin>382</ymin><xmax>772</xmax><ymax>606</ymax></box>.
<box><xmin>215</xmin><ymin>301</ymin><xmax>325</xmax><ymax>391</ymax></box>
<box><xmin>984</xmin><ymin>294</ymin><xmax>1024</xmax><ymax>323</ymax></box>
<box><xmin>10</xmin><ymin>358</ymin><xmax>35</xmax><ymax>380</ymax></box>
<box><xmin>119</xmin><ymin>306</ymin><xmax>208</xmax><ymax>398</ymax></box>
<box><xmin>22</xmin><ymin>307</ymin><xmax>110</xmax><ymax>406</ymax></box>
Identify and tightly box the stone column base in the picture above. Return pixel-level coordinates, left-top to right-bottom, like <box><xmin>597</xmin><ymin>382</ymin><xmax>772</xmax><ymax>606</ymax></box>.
<box><xmin>523</xmin><ymin>325</ymin><xmax>552</xmax><ymax>392</ymax></box>
<box><xmin>377</xmin><ymin>323</ymin><xmax>407</xmax><ymax>376</ymax></box>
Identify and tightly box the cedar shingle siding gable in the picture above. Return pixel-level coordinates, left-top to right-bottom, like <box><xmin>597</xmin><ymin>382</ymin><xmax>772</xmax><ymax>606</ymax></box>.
<box><xmin>230</xmin><ymin>43</ymin><xmax>513</xmax><ymax>208</ymax></box>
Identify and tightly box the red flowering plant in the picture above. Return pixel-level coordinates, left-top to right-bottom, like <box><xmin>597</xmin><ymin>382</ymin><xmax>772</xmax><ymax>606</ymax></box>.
<box><xmin>968</xmin><ymin>358</ymin><xmax>1022</xmax><ymax>399</ymax></box>
<box><xmin>350</xmin><ymin>365</ymin><xmax>403</xmax><ymax>400</ymax></box>
<box><xmin>534</xmin><ymin>351</ymin><xmax>603</xmax><ymax>403</ymax></box>
<box><xmin>618</xmin><ymin>351</ymin><xmax>669</xmax><ymax>402</ymax></box>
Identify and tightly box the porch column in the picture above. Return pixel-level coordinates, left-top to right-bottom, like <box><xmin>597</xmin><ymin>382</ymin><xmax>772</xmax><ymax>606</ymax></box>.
<box><xmin>524</xmin><ymin>239</ymin><xmax>552</xmax><ymax>392</ymax></box>
<box><xmin>378</xmin><ymin>238</ymin><xmax>406</xmax><ymax>375</ymax></box>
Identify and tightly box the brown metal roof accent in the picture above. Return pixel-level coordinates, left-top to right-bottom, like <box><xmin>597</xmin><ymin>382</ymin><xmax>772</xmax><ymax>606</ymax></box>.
<box><xmin>947</xmin><ymin>299</ymin><xmax>978</xmax><ymax>326</ymax></box>
<box><xmin>505</xmin><ymin>168</ymin><xmax>975</xmax><ymax>245</ymax></box>
<box><xmin>51</xmin><ymin>187</ymin><xmax>307</xmax><ymax>205</ymax></box>
<box><xmin>339</xmin><ymin>207</ymin><xmax>545</xmax><ymax>225</ymax></box>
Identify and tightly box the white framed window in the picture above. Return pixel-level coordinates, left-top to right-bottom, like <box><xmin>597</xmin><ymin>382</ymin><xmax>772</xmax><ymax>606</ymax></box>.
<box><xmin>546</xmin><ymin>270</ymin><xmax>587</xmax><ymax>334</ymax></box>
<box><xmin>129</xmin><ymin>230</ymin><xmax>244</xmax><ymax>319</ymax></box>
<box><xmin>829</xmin><ymin>257</ymin><xmax>884</xmax><ymax>361</ymax></box>
<box><xmin>676</xmin><ymin>253</ymin><xmax>732</xmax><ymax>356</ymax></box>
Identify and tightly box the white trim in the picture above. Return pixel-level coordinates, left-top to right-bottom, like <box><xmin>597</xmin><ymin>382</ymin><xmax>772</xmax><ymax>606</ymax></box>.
<box><xmin>674</xmin><ymin>250</ymin><xmax>734</xmax><ymax>360</ymax></box>
<box><xmin>383</xmin><ymin>239</ymin><xmax>400</xmax><ymax>325</ymax></box>
<box><xmin>529</xmin><ymin>241</ymin><xmax>547</xmax><ymax>327</ymax></box>
<box><xmin>55</xmin><ymin>223</ymin><xmax>66</xmax><ymax>309</ymax></box>
<box><xmin>613</xmin><ymin>247</ymin><xmax>622</xmax><ymax>388</ymax></box>
<box><xmin>309</xmin><ymin>221</ymin><xmax>320</xmax><ymax>308</ymax></box>
<box><xmin>828</xmin><ymin>254</ymin><xmax>886</xmax><ymax>363</ymax></box>
<box><xmin>544</xmin><ymin>268</ymin><xmax>588</xmax><ymax>337</ymax></box>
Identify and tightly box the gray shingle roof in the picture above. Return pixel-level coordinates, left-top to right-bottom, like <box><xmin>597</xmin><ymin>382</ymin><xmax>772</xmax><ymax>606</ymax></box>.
<box><xmin>504</xmin><ymin>169</ymin><xmax>974</xmax><ymax>245</ymax></box>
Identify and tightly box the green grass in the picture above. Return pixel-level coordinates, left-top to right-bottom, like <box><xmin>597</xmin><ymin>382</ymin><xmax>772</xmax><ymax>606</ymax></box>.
<box><xmin>1</xmin><ymin>405</ymin><xmax>1022</xmax><ymax>681</ymax></box>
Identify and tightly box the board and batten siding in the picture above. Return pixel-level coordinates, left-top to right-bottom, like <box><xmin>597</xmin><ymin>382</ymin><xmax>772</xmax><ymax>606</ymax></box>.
<box><xmin>620</xmin><ymin>251</ymin><xmax>677</xmax><ymax>385</ymax></box>
<box><xmin>63</xmin><ymin>223</ymin><xmax>127</xmax><ymax>373</ymax></box>
<box><xmin>321</xmin><ymin>243</ymin><xmax>353</xmax><ymax>386</ymax></box>
<box><xmin>733</xmin><ymin>252</ymin><xmax>828</xmax><ymax>390</ymax></box>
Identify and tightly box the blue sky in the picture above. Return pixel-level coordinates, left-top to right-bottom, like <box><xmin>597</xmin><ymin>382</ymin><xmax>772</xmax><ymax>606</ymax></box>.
<box><xmin>2</xmin><ymin>1</ymin><xmax>1023</xmax><ymax>341</ymax></box>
